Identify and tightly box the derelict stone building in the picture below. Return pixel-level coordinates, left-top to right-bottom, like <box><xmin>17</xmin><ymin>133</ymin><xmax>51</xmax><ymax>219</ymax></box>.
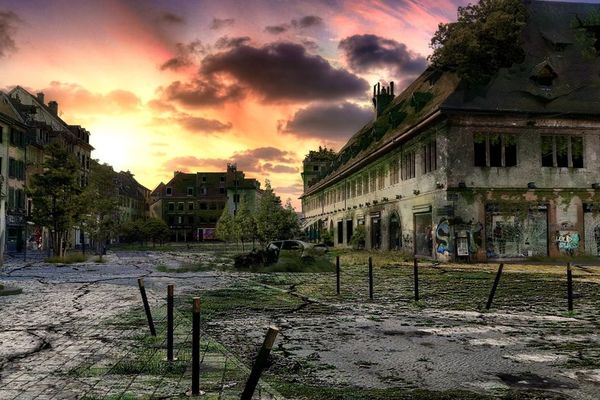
<box><xmin>301</xmin><ymin>1</ymin><xmax>600</xmax><ymax>261</ymax></box>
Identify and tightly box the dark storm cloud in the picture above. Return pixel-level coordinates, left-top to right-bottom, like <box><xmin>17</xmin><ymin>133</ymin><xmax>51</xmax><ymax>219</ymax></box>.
<box><xmin>264</xmin><ymin>15</ymin><xmax>323</xmax><ymax>35</ymax></box>
<box><xmin>214</xmin><ymin>35</ymin><xmax>251</xmax><ymax>49</ymax></box>
<box><xmin>164</xmin><ymin>147</ymin><xmax>297</xmax><ymax>174</ymax></box>
<box><xmin>338</xmin><ymin>34</ymin><xmax>427</xmax><ymax>76</ymax></box>
<box><xmin>0</xmin><ymin>10</ymin><xmax>21</xmax><ymax>58</ymax></box>
<box><xmin>175</xmin><ymin>114</ymin><xmax>232</xmax><ymax>133</ymax></box>
<box><xmin>264</xmin><ymin>24</ymin><xmax>289</xmax><ymax>34</ymax></box>
<box><xmin>161</xmin><ymin>78</ymin><xmax>244</xmax><ymax>107</ymax></box>
<box><xmin>159</xmin><ymin>40</ymin><xmax>206</xmax><ymax>71</ymax></box>
<box><xmin>209</xmin><ymin>17</ymin><xmax>235</xmax><ymax>30</ymax></box>
<box><xmin>158</xmin><ymin>11</ymin><xmax>185</xmax><ymax>24</ymax></box>
<box><xmin>280</xmin><ymin>102</ymin><xmax>373</xmax><ymax>140</ymax></box>
<box><xmin>292</xmin><ymin>15</ymin><xmax>323</xmax><ymax>29</ymax></box>
<box><xmin>201</xmin><ymin>42</ymin><xmax>368</xmax><ymax>102</ymax></box>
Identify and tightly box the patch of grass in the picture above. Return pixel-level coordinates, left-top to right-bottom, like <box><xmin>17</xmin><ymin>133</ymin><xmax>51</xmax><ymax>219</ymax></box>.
<box><xmin>526</xmin><ymin>254</ymin><xmax>599</xmax><ymax>263</ymax></box>
<box><xmin>272</xmin><ymin>383</ymin><xmax>496</xmax><ymax>400</ymax></box>
<box><xmin>156</xmin><ymin>262</ymin><xmax>213</xmax><ymax>273</ymax></box>
<box><xmin>45</xmin><ymin>252</ymin><xmax>88</xmax><ymax>264</ymax></box>
<box><xmin>257</xmin><ymin>255</ymin><xmax>334</xmax><ymax>273</ymax></box>
<box><xmin>93</xmin><ymin>256</ymin><xmax>106</xmax><ymax>263</ymax></box>
<box><xmin>185</xmin><ymin>284</ymin><xmax>304</xmax><ymax>322</ymax></box>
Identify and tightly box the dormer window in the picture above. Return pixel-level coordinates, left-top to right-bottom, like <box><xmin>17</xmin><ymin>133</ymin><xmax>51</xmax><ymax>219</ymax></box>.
<box><xmin>166</xmin><ymin>187</ymin><xmax>172</xmax><ymax>196</ymax></box>
<box><xmin>530</xmin><ymin>63</ymin><xmax>557</xmax><ymax>87</ymax></box>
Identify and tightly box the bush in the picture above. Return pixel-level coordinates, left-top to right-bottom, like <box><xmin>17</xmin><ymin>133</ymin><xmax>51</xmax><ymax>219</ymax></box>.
<box><xmin>350</xmin><ymin>225</ymin><xmax>367</xmax><ymax>249</ymax></box>
<box><xmin>46</xmin><ymin>252</ymin><xmax>88</xmax><ymax>264</ymax></box>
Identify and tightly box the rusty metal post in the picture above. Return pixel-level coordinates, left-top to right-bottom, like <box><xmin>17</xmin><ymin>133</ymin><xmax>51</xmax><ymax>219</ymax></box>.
<box><xmin>567</xmin><ymin>263</ymin><xmax>573</xmax><ymax>312</ymax></box>
<box><xmin>167</xmin><ymin>284</ymin><xmax>174</xmax><ymax>361</ymax></box>
<box><xmin>336</xmin><ymin>255</ymin><xmax>340</xmax><ymax>295</ymax></box>
<box><xmin>486</xmin><ymin>263</ymin><xmax>504</xmax><ymax>310</ymax></box>
<box><xmin>191</xmin><ymin>297</ymin><xmax>201</xmax><ymax>395</ymax></box>
<box><xmin>368</xmin><ymin>256</ymin><xmax>373</xmax><ymax>300</ymax></box>
<box><xmin>413</xmin><ymin>258</ymin><xmax>419</xmax><ymax>302</ymax></box>
<box><xmin>241</xmin><ymin>326</ymin><xmax>280</xmax><ymax>400</ymax></box>
<box><xmin>137</xmin><ymin>278</ymin><xmax>156</xmax><ymax>336</ymax></box>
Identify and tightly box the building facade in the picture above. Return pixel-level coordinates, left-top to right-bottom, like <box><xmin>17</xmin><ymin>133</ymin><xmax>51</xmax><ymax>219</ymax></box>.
<box><xmin>150</xmin><ymin>164</ymin><xmax>261</xmax><ymax>241</ymax></box>
<box><xmin>301</xmin><ymin>1</ymin><xmax>600</xmax><ymax>261</ymax></box>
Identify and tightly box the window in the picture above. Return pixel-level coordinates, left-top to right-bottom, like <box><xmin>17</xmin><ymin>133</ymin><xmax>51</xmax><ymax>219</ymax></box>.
<box><xmin>201</xmin><ymin>187</ymin><xmax>207</xmax><ymax>195</ymax></box>
<box><xmin>357</xmin><ymin>178</ymin><xmax>362</xmax><ymax>196</ymax></box>
<box><xmin>188</xmin><ymin>202</ymin><xmax>194</xmax><ymax>211</ymax></box>
<box><xmin>377</xmin><ymin>169</ymin><xmax>385</xmax><ymax>190</ymax></box>
<box><xmin>422</xmin><ymin>140</ymin><xmax>437</xmax><ymax>173</ymax></box>
<box><xmin>8</xmin><ymin>158</ymin><xmax>15</xmax><ymax>179</ymax></box>
<box><xmin>233</xmin><ymin>194</ymin><xmax>240</xmax><ymax>203</ymax></box>
<box><xmin>199</xmin><ymin>202</ymin><xmax>207</xmax><ymax>210</ymax></box>
<box><xmin>541</xmin><ymin>135</ymin><xmax>583</xmax><ymax>168</ymax></box>
<box><xmin>313</xmin><ymin>165</ymin><xmax>319</xmax><ymax>171</ymax></box>
<box><xmin>401</xmin><ymin>151</ymin><xmax>415</xmax><ymax>180</ymax></box>
<box><xmin>187</xmin><ymin>187</ymin><xmax>193</xmax><ymax>196</ymax></box>
<box><xmin>220</xmin><ymin>176</ymin><xmax>225</xmax><ymax>182</ymax></box>
<box><xmin>166</xmin><ymin>187</ymin><xmax>172</xmax><ymax>196</ymax></box>
<box><xmin>178</xmin><ymin>202</ymin><xmax>184</xmax><ymax>211</ymax></box>
<box><xmin>363</xmin><ymin>174</ymin><xmax>369</xmax><ymax>194</ymax></box>
<box><xmin>473</xmin><ymin>134</ymin><xmax>517</xmax><ymax>167</ymax></box>
<box><xmin>202</xmin><ymin>176</ymin><xmax>206</xmax><ymax>182</ymax></box>
<box><xmin>390</xmin><ymin>158</ymin><xmax>399</xmax><ymax>185</ymax></box>
<box><xmin>188</xmin><ymin>215</ymin><xmax>195</xmax><ymax>224</ymax></box>
<box><xmin>219</xmin><ymin>187</ymin><xmax>225</xmax><ymax>194</ymax></box>
<box><xmin>210</xmin><ymin>202</ymin><xmax>217</xmax><ymax>210</ymax></box>
<box><xmin>370</xmin><ymin>170</ymin><xmax>376</xmax><ymax>192</ymax></box>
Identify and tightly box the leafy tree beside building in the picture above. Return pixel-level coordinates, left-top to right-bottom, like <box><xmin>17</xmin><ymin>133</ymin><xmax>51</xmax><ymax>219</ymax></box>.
<box><xmin>28</xmin><ymin>143</ymin><xmax>82</xmax><ymax>258</ymax></box>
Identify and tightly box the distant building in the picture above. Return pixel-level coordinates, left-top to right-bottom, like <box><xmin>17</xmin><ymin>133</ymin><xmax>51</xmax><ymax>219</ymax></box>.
<box><xmin>150</xmin><ymin>164</ymin><xmax>261</xmax><ymax>241</ymax></box>
<box><xmin>114</xmin><ymin>170</ymin><xmax>150</xmax><ymax>224</ymax></box>
<box><xmin>301</xmin><ymin>1</ymin><xmax>600</xmax><ymax>261</ymax></box>
<box><xmin>6</xmin><ymin>86</ymin><xmax>94</xmax><ymax>252</ymax></box>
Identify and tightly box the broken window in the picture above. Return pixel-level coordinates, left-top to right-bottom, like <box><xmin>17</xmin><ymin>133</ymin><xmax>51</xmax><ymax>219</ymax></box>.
<box><xmin>473</xmin><ymin>134</ymin><xmax>517</xmax><ymax>167</ymax></box>
<box><xmin>530</xmin><ymin>64</ymin><xmax>557</xmax><ymax>87</ymax></box>
<box><xmin>541</xmin><ymin>135</ymin><xmax>584</xmax><ymax>168</ymax></box>
<box><xmin>422</xmin><ymin>140</ymin><xmax>437</xmax><ymax>173</ymax></box>
<box><xmin>401</xmin><ymin>150</ymin><xmax>415</xmax><ymax>180</ymax></box>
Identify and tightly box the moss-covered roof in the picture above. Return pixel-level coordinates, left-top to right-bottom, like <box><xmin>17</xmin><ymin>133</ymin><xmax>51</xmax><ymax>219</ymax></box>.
<box><xmin>303</xmin><ymin>1</ymin><xmax>600</xmax><ymax>198</ymax></box>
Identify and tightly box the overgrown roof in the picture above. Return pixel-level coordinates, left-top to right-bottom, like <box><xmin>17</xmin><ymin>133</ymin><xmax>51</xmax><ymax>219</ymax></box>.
<box><xmin>303</xmin><ymin>0</ymin><xmax>600</xmax><ymax>198</ymax></box>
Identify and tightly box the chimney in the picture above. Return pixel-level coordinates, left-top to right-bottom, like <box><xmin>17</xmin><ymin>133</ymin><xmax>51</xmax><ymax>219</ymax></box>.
<box><xmin>48</xmin><ymin>101</ymin><xmax>58</xmax><ymax>115</ymax></box>
<box><xmin>36</xmin><ymin>92</ymin><xmax>45</xmax><ymax>104</ymax></box>
<box><xmin>372</xmin><ymin>81</ymin><xmax>395</xmax><ymax>118</ymax></box>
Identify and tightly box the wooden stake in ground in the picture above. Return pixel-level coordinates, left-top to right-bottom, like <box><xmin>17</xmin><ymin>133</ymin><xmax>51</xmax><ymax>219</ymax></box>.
<box><xmin>567</xmin><ymin>263</ymin><xmax>574</xmax><ymax>312</ymax></box>
<box><xmin>368</xmin><ymin>256</ymin><xmax>373</xmax><ymax>300</ymax></box>
<box><xmin>336</xmin><ymin>255</ymin><xmax>340</xmax><ymax>295</ymax></box>
<box><xmin>413</xmin><ymin>258</ymin><xmax>419</xmax><ymax>302</ymax></box>
<box><xmin>485</xmin><ymin>263</ymin><xmax>504</xmax><ymax>310</ymax></box>
<box><xmin>191</xmin><ymin>297</ymin><xmax>201</xmax><ymax>396</ymax></box>
<box><xmin>240</xmin><ymin>326</ymin><xmax>280</xmax><ymax>400</ymax></box>
<box><xmin>137</xmin><ymin>278</ymin><xmax>156</xmax><ymax>336</ymax></box>
<box><xmin>167</xmin><ymin>284</ymin><xmax>175</xmax><ymax>361</ymax></box>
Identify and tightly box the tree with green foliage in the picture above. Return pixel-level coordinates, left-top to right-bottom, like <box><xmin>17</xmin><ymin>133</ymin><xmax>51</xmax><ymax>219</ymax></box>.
<box><xmin>429</xmin><ymin>0</ymin><xmax>527</xmax><ymax>86</ymax></box>
<box><xmin>216</xmin><ymin>204</ymin><xmax>236</xmax><ymax>243</ymax></box>
<box><xmin>350</xmin><ymin>225</ymin><xmax>367</xmax><ymax>249</ymax></box>
<box><xmin>120</xmin><ymin>219</ymin><xmax>146</xmax><ymax>244</ymax></box>
<box><xmin>234</xmin><ymin>196</ymin><xmax>257</xmax><ymax>251</ymax></box>
<box><xmin>255</xmin><ymin>181</ymin><xmax>301</xmax><ymax>244</ymax></box>
<box><xmin>80</xmin><ymin>161</ymin><xmax>120</xmax><ymax>259</ymax></box>
<box><xmin>144</xmin><ymin>218</ymin><xmax>170</xmax><ymax>247</ymax></box>
<box><xmin>28</xmin><ymin>143</ymin><xmax>83</xmax><ymax>258</ymax></box>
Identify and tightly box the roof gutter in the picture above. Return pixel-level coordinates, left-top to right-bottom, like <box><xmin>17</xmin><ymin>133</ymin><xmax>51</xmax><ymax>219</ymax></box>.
<box><xmin>301</xmin><ymin>109</ymin><xmax>443</xmax><ymax>198</ymax></box>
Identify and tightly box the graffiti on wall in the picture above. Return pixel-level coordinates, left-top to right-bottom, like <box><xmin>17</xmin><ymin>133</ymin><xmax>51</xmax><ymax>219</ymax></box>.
<box><xmin>436</xmin><ymin>218</ymin><xmax>451</xmax><ymax>255</ymax></box>
<box><xmin>556</xmin><ymin>231</ymin><xmax>580</xmax><ymax>253</ymax></box>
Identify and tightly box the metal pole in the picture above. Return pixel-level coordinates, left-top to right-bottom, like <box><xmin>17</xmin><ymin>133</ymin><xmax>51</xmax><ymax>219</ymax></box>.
<box><xmin>167</xmin><ymin>284</ymin><xmax>174</xmax><ymax>361</ymax></box>
<box><xmin>485</xmin><ymin>263</ymin><xmax>504</xmax><ymax>310</ymax></box>
<box><xmin>241</xmin><ymin>326</ymin><xmax>280</xmax><ymax>400</ymax></box>
<box><xmin>413</xmin><ymin>258</ymin><xmax>419</xmax><ymax>302</ymax></box>
<box><xmin>336</xmin><ymin>255</ymin><xmax>340</xmax><ymax>295</ymax></box>
<box><xmin>191</xmin><ymin>297</ymin><xmax>201</xmax><ymax>395</ymax></box>
<box><xmin>567</xmin><ymin>263</ymin><xmax>573</xmax><ymax>312</ymax></box>
<box><xmin>368</xmin><ymin>256</ymin><xmax>373</xmax><ymax>300</ymax></box>
<box><xmin>137</xmin><ymin>278</ymin><xmax>156</xmax><ymax>336</ymax></box>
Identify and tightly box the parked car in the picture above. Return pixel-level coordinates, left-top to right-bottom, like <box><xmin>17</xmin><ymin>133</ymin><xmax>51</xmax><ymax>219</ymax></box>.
<box><xmin>266</xmin><ymin>240</ymin><xmax>328</xmax><ymax>261</ymax></box>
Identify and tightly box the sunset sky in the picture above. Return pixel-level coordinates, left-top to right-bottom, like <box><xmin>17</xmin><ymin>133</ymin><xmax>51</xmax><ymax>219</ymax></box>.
<box><xmin>0</xmin><ymin>0</ymin><xmax>591</xmax><ymax>208</ymax></box>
